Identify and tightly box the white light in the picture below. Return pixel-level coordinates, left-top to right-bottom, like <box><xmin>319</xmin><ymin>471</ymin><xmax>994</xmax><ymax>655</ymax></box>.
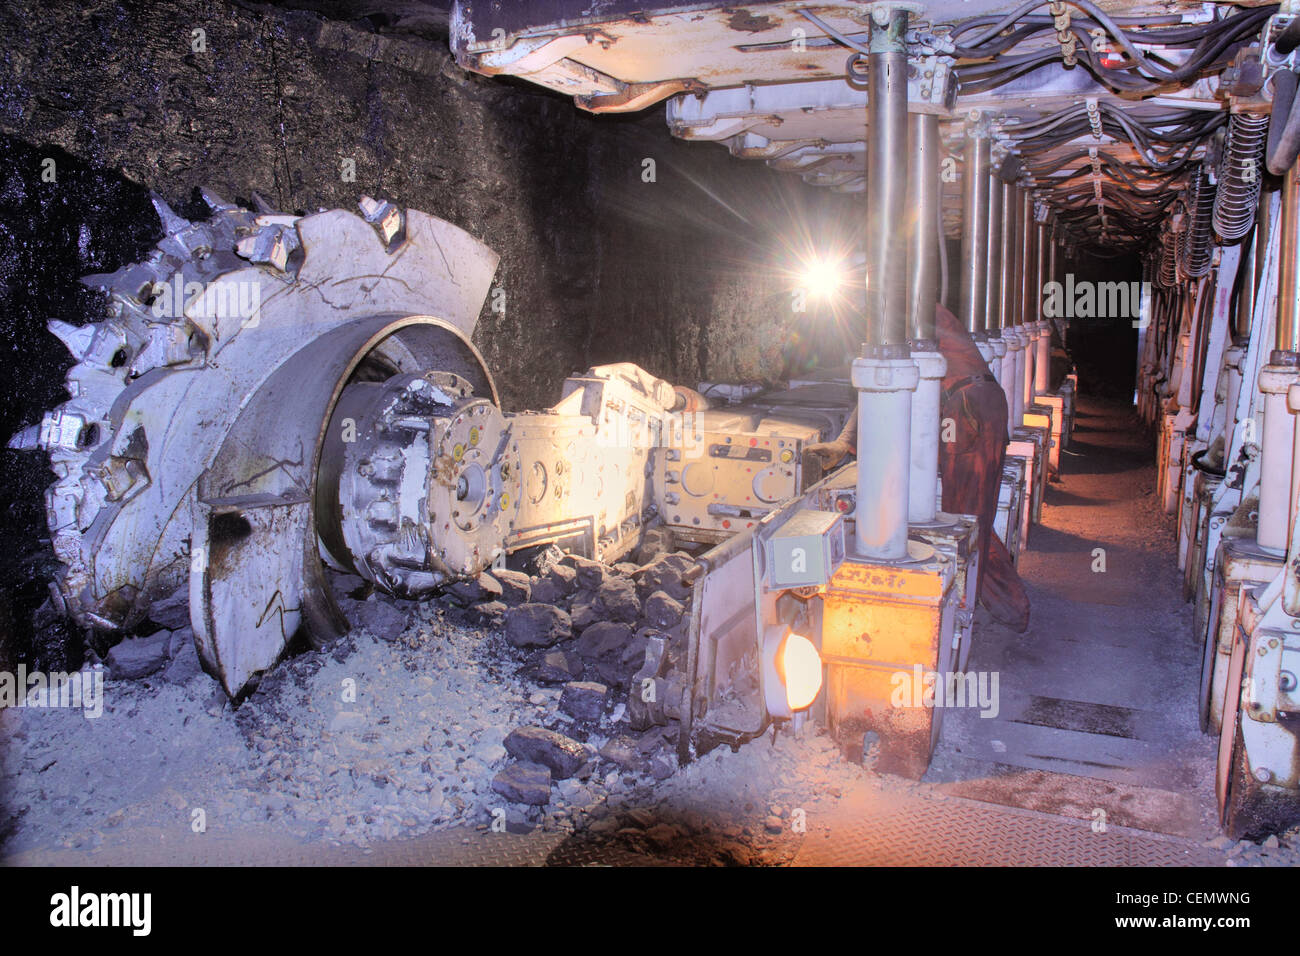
<box><xmin>780</xmin><ymin>632</ymin><xmax>823</xmax><ymax>712</ymax></box>
<box><xmin>800</xmin><ymin>257</ymin><xmax>845</xmax><ymax>299</ymax></box>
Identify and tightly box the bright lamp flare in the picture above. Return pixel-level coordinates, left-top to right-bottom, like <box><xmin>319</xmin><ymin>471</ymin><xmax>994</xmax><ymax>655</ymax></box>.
<box><xmin>778</xmin><ymin>632</ymin><xmax>823</xmax><ymax>711</ymax></box>
<box><xmin>800</xmin><ymin>257</ymin><xmax>844</xmax><ymax>299</ymax></box>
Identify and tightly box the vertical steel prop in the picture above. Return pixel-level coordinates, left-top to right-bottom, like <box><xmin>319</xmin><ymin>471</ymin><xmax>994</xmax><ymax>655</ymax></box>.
<box><xmin>1035</xmin><ymin>216</ymin><xmax>1051</xmax><ymax>395</ymax></box>
<box><xmin>1000</xmin><ymin>181</ymin><xmax>1020</xmax><ymax>423</ymax></box>
<box><xmin>1018</xmin><ymin>186</ymin><xmax>1036</xmax><ymax>422</ymax></box>
<box><xmin>960</xmin><ymin>118</ymin><xmax>991</xmax><ymax>343</ymax></box>
<box><xmin>907</xmin><ymin>111</ymin><xmax>946</xmax><ymax>524</ymax></box>
<box><xmin>853</xmin><ymin>4</ymin><xmax>919</xmax><ymax>559</ymax></box>
<box><xmin>985</xmin><ymin>158</ymin><xmax>1006</xmax><ymax>383</ymax></box>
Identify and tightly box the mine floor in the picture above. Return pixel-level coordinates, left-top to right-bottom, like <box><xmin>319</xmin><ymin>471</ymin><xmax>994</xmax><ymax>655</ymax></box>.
<box><xmin>926</xmin><ymin>396</ymin><xmax>1220</xmax><ymax>843</ymax></box>
<box><xmin>1</xmin><ymin>395</ymin><xmax>1293</xmax><ymax>866</ymax></box>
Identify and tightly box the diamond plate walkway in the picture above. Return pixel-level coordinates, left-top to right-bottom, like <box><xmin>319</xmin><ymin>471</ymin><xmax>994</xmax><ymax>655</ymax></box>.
<box><xmin>4</xmin><ymin>797</ymin><xmax>1217</xmax><ymax>866</ymax></box>
<box><xmin>790</xmin><ymin>788</ymin><xmax>1216</xmax><ymax>867</ymax></box>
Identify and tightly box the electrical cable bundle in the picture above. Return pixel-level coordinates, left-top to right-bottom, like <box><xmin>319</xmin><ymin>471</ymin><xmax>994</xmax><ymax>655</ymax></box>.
<box><xmin>952</xmin><ymin>2</ymin><xmax>1276</xmax><ymax>95</ymax></box>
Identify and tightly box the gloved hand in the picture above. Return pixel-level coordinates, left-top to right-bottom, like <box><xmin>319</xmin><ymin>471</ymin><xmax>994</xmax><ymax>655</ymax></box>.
<box><xmin>803</xmin><ymin>439</ymin><xmax>853</xmax><ymax>471</ymax></box>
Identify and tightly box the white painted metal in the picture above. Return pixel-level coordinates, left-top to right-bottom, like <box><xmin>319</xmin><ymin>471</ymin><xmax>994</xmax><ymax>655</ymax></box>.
<box><xmin>851</xmin><ymin>355</ymin><xmax>919</xmax><ymax>559</ymax></box>
<box><xmin>909</xmin><ymin>350</ymin><xmax>947</xmax><ymax>524</ymax></box>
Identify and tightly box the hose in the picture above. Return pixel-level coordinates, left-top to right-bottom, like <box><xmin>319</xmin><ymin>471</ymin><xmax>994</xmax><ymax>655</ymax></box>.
<box><xmin>1274</xmin><ymin>15</ymin><xmax>1300</xmax><ymax>55</ymax></box>
<box><xmin>1266</xmin><ymin>69</ymin><xmax>1300</xmax><ymax>174</ymax></box>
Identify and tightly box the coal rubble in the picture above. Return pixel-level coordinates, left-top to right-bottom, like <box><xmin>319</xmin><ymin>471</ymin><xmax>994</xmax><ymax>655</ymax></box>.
<box><xmin>4</xmin><ymin>545</ymin><xmax>814</xmax><ymax>862</ymax></box>
<box><xmin>481</xmin><ymin>550</ymin><xmax>698</xmax><ymax>815</ymax></box>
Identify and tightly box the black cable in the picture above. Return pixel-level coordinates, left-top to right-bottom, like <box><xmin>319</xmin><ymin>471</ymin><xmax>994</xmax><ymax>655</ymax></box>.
<box><xmin>952</xmin><ymin>3</ymin><xmax>1275</xmax><ymax>94</ymax></box>
<box><xmin>1274</xmin><ymin>15</ymin><xmax>1300</xmax><ymax>55</ymax></box>
<box><xmin>1267</xmin><ymin>69</ymin><xmax>1300</xmax><ymax>174</ymax></box>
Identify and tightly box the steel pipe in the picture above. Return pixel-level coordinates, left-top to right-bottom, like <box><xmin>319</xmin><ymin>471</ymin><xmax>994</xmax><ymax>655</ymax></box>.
<box><xmin>1000</xmin><ymin>183</ymin><xmax>1021</xmax><ymax>425</ymax></box>
<box><xmin>1020</xmin><ymin>188</ymin><xmax>1036</xmax><ymax>415</ymax></box>
<box><xmin>985</xmin><ymin>165</ymin><xmax>1005</xmax><ymax>337</ymax></box>
<box><xmin>865</xmin><ymin>7</ymin><xmax>910</xmax><ymax>350</ymax></box>
<box><xmin>853</xmin><ymin>5</ymin><xmax>917</xmax><ymax>561</ymax></box>
<box><xmin>907</xmin><ymin>112</ymin><xmax>945</xmax><ymax>524</ymax></box>
<box><xmin>1035</xmin><ymin>219</ymin><xmax>1051</xmax><ymax>394</ymax></box>
<box><xmin>1278</xmin><ymin>164</ymin><xmax>1300</xmax><ymax>355</ymax></box>
<box><xmin>999</xmin><ymin>180</ymin><xmax>1017</xmax><ymax>331</ymax></box>
<box><xmin>1258</xmin><ymin>166</ymin><xmax>1300</xmax><ymax>552</ymax></box>
<box><xmin>907</xmin><ymin>112</ymin><xmax>940</xmax><ymax>344</ymax></box>
<box><xmin>960</xmin><ymin>126</ymin><xmax>991</xmax><ymax>338</ymax></box>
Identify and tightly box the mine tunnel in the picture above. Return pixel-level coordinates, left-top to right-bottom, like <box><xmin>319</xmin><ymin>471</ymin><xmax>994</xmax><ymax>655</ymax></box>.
<box><xmin>0</xmin><ymin>0</ymin><xmax>1297</xmax><ymax>884</ymax></box>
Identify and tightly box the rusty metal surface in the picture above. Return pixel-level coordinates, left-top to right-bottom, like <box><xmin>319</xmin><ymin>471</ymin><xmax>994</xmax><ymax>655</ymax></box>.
<box><xmin>820</xmin><ymin>548</ymin><xmax>958</xmax><ymax>779</ymax></box>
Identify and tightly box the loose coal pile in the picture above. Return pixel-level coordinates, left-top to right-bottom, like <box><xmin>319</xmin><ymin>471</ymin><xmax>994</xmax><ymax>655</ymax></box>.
<box><xmin>0</xmin><ymin>541</ymin><xmax>731</xmax><ymax>854</ymax></box>
<box><xmin>414</xmin><ymin>546</ymin><xmax>699</xmax><ymax>816</ymax></box>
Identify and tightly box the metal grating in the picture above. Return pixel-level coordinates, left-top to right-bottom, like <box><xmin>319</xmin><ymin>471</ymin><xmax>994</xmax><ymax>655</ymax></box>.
<box><xmin>791</xmin><ymin>790</ymin><xmax>1218</xmax><ymax>867</ymax></box>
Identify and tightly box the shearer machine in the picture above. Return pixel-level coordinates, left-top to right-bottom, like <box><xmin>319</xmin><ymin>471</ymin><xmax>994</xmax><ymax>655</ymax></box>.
<box><xmin>25</xmin><ymin>0</ymin><xmax>1300</xmax><ymax>841</ymax></box>
<box><xmin>8</xmin><ymin>190</ymin><xmax>863</xmax><ymax>699</ymax></box>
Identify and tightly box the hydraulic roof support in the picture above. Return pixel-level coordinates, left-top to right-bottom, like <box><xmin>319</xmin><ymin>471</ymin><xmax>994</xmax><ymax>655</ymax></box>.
<box><xmin>908</xmin><ymin>111</ymin><xmax>946</xmax><ymax>524</ymax></box>
<box><xmin>960</xmin><ymin>119</ymin><xmax>991</xmax><ymax>342</ymax></box>
<box><xmin>1035</xmin><ymin>218</ymin><xmax>1051</xmax><ymax>396</ymax></box>
<box><xmin>1001</xmin><ymin>182</ymin><xmax>1022</xmax><ymax>424</ymax></box>
<box><xmin>852</xmin><ymin>4</ymin><xmax>918</xmax><ymax>560</ymax></box>
<box><xmin>1018</xmin><ymin>187</ymin><xmax>1037</xmax><ymax>423</ymax></box>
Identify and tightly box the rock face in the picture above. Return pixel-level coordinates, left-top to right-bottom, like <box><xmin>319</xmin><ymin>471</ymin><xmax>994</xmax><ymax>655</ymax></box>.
<box><xmin>504</xmin><ymin>604</ymin><xmax>572</xmax><ymax>648</ymax></box>
<box><xmin>0</xmin><ymin>0</ymin><xmax>835</xmax><ymax>669</ymax></box>
<box><xmin>503</xmin><ymin>726</ymin><xmax>588</xmax><ymax>779</ymax></box>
